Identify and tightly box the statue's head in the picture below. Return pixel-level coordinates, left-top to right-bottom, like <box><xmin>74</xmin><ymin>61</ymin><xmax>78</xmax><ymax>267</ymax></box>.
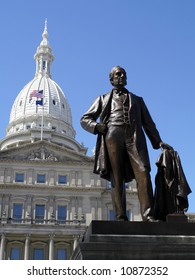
<box><xmin>109</xmin><ymin>66</ymin><xmax>127</xmax><ymax>88</ymax></box>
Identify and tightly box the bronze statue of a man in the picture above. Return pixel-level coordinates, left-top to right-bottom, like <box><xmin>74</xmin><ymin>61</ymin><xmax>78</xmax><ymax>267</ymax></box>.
<box><xmin>80</xmin><ymin>66</ymin><xmax>171</xmax><ymax>221</ymax></box>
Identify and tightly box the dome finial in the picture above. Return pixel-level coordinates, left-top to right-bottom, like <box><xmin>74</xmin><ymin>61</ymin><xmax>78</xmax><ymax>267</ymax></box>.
<box><xmin>44</xmin><ymin>18</ymin><xmax>48</xmax><ymax>32</ymax></box>
<box><xmin>42</xmin><ymin>18</ymin><xmax>48</xmax><ymax>42</ymax></box>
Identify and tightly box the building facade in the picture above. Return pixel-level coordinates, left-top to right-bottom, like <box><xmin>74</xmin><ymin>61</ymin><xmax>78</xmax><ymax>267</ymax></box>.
<box><xmin>0</xmin><ymin>21</ymin><xmax>141</xmax><ymax>260</ymax></box>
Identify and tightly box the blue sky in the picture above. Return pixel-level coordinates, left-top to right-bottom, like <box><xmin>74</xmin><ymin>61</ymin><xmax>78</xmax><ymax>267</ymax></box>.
<box><xmin>0</xmin><ymin>0</ymin><xmax>195</xmax><ymax>212</ymax></box>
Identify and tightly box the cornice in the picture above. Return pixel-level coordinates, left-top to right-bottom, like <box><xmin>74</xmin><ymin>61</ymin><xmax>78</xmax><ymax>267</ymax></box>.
<box><xmin>0</xmin><ymin>158</ymin><xmax>93</xmax><ymax>166</ymax></box>
<box><xmin>0</xmin><ymin>183</ymin><xmax>105</xmax><ymax>193</ymax></box>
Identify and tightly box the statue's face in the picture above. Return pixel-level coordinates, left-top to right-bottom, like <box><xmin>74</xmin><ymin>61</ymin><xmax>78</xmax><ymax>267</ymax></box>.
<box><xmin>112</xmin><ymin>69</ymin><xmax>127</xmax><ymax>88</ymax></box>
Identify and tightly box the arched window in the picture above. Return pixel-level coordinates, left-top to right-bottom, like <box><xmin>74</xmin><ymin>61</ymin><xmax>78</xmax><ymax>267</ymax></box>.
<box><xmin>42</xmin><ymin>60</ymin><xmax>46</xmax><ymax>70</ymax></box>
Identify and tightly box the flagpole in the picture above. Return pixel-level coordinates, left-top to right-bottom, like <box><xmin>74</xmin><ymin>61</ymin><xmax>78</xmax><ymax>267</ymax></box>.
<box><xmin>40</xmin><ymin>79</ymin><xmax>45</xmax><ymax>141</ymax></box>
<box><xmin>41</xmin><ymin>105</ymin><xmax>44</xmax><ymax>141</ymax></box>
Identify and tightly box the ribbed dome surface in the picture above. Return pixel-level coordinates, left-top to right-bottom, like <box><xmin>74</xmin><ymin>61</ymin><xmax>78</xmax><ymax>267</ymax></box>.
<box><xmin>9</xmin><ymin>76</ymin><xmax>73</xmax><ymax>131</ymax></box>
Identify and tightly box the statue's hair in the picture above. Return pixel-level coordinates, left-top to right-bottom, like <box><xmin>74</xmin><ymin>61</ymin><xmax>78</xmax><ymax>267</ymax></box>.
<box><xmin>109</xmin><ymin>66</ymin><xmax>126</xmax><ymax>82</ymax></box>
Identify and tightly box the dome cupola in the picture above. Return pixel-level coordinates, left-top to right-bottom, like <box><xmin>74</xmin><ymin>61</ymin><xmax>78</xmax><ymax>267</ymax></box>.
<box><xmin>34</xmin><ymin>19</ymin><xmax>54</xmax><ymax>78</ymax></box>
<box><xmin>0</xmin><ymin>20</ymin><xmax>85</xmax><ymax>154</ymax></box>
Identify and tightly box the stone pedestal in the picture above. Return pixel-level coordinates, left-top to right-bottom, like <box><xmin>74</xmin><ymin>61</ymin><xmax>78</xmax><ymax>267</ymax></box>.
<box><xmin>71</xmin><ymin>220</ymin><xmax>195</xmax><ymax>260</ymax></box>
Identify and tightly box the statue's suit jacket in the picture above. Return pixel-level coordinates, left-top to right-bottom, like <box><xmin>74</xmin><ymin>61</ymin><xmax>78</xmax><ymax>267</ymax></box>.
<box><xmin>80</xmin><ymin>89</ymin><xmax>162</xmax><ymax>182</ymax></box>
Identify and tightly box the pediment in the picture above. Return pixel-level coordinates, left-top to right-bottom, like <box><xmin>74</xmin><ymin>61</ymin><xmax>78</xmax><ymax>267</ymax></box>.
<box><xmin>0</xmin><ymin>140</ymin><xmax>93</xmax><ymax>163</ymax></box>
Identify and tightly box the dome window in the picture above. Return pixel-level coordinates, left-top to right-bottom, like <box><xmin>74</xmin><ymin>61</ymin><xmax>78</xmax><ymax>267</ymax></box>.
<box><xmin>19</xmin><ymin>100</ymin><xmax>22</xmax><ymax>106</ymax></box>
<box><xmin>42</xmin><ymin>60</ymin><xmax>46</xmax><ymax>70</ymax></box>
<box><xmin>53</xmin><ymin>100</ymin><xmax>56</xmax><ymax>105</ymax></box>
<box><xmin>62</xmin><ymin>104</ymin><xmax>65</xmax><ymax>109</ymax></box>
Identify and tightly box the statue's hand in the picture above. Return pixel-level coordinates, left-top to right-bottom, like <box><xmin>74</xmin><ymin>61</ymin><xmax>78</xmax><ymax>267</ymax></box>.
<box><xmin>160</xmin><ymin>142</ymin><xmax>173</xmax><ymax>150</ymax></box>
<box><xmin>96</xmin><ymin>123</ymin><xmax>107</xmax><ymax>134</ymax></box>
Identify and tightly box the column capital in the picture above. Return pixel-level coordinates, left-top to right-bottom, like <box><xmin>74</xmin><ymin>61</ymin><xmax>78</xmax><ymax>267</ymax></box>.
<box><xmin>49</xmin><ymin>234</ymin><xmax>55</xmax><ymax>240</ymax></box>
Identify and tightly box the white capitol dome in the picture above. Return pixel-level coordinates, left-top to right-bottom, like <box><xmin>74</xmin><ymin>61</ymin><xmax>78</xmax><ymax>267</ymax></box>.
<box><xmin>0</xmin><ymin>21</ymin><xmax>86</xmax><ymax>154</ymax></box>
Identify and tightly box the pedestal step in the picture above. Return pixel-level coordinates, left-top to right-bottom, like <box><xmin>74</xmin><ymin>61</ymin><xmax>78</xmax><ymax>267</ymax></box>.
<box><xmin>71</xmin><ymin>220</ymin><xmax>195</xmax><ymax>260</ymax></box>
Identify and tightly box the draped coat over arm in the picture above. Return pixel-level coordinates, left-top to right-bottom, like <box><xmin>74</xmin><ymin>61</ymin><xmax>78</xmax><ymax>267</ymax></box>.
<box><xmin>154</xmin><ymin>149</ymin><xmax>192</xmax><ymax>220</ymax></box>
<box><xmin>80</xmin><ymin>90</ymin><xmax>162</xmax><ymax>182</ymax></box>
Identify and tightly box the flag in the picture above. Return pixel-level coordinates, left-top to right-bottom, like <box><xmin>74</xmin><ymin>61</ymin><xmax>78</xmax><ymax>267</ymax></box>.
<box><xmin>30</xmin><ymin>90</ymin><xmax>43</xmax><ymax>98</ymax></box>
<box><xmin>36</xmin><ymin>98</ymin><xmax>43</xmax><ymax>106</ymax></box>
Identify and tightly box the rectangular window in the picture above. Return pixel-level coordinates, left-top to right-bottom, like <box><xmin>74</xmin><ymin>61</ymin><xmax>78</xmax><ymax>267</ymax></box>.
<box><xmin>37</xmin><ymin>174</ymin><xmax>46</xmax><ymax>183</ymax></box>
<box><xmin>10</xmin><ymin>248</ymin><xmax>21</xmax><ymax>260</ymax></box>
<box><xmin>107</xmin><ymin>181</ymin><xmax>112</xmax><ymax>189</ymax></box>
<box><xmin>57</xmin><ymin>206</ymin><xmax>67</xmax><ymax>224</ymax></box>
<box><xmin>15</xmin><ymin>173</ymin><xmax>24</xmax><ymax>182</ymax></box>
<box><xmin>33</xmin><ymin>248</ymin><xmax>44</xmax><ymax>260</ymax></box>
<box><xmin>58</xmin><ymin>175</ymin><xmax>67</xmax><ymax>185</ymax></box>
<box><xmin>35</xmin><ymin>204</ymin><xmax>45</xmax><ymax>223</ymax></box>
<box><xmin>109</xmin><ymin>209</ymin><xmax>131</xmax><ymax>221</ymax></box>
<box><xmin>13</xmin><ymin>203</ymin><xmax>23</xmax><ymax>223</ymax></box>
<box><xmin>56</xmin><ymin>248</ymin><xmax>67</xmax><ymax>260</ymax></box>
<box><xmin>126</xmin><ymin>210</ymin><xmax>131</xmax><ymax>221</ymax></box>
<box><xmin>109</xmin><ymin>209</ymin><xmax>115</xmax><ymax>221</ymax></box>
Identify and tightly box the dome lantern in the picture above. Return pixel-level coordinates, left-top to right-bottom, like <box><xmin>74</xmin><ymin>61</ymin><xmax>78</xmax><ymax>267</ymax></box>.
<box><xmin>34</xmin><ymin>19</ymin><xmax>54</xmax><ymax>78</ymax></box>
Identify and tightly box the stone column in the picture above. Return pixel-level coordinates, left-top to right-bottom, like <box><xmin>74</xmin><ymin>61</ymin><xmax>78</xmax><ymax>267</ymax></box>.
<box><xmin>0</xmin><ymin>234</ymin><xmax>5</xmax><ymax>260</ymax></box>
<box><xmin>97</xmin><ymin>197</ymin><xmax>102</xmax><ymax>220</ymax></box>
<box><xmin>0</xmin><ymin>194</ymin><xmax>3</xmax><ymax>217</ymax></box>
<box><xmin>73</xmin><ymin>235</ymin><xmax>79</xmax><ymax>251</ymax></box>
<box><xmin>25</xmin><ymin>195</ymin><xmax>32</xmax><ymax>224</ymax></box>
<box><xmin>49</xmin><ymin>235</ymin><xmax>54</xmax><ymax>260</ymax></box>
<box><xmin>49</xmin><ymin>196</ymin><xmax>55</xmax><ymax>224</ymax></box>
<box><xmin>24</xmin><ymin>235</ymin><xmax>30</xmax><ymax>260</ymax></box>
<box><xmin>70</xmin><ymin>171</ymin><xmax>76</xmax><ymax>186</ymax></box>
<box><xmin>91</xmin><ymin>197</ymin><xmax>96</xmax><ymax>220</ymax></box>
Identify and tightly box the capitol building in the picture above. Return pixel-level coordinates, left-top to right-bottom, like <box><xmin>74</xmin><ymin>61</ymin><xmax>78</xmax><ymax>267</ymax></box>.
<box><xmin>0</xmin><ymin>21</ymin><xmax>141</xmax><ymax>260</ymax></box>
